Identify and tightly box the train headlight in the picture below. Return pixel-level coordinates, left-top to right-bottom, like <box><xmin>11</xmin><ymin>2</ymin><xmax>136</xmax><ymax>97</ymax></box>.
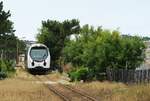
<box><xmin>31</xmin><ymin>61</ymin><xmax>34</xmax><ymax>66</ymax></box>
<box><xmin>44</xmin><ymin>61</ymin><xmax>46</xmax><ymax>66</ymax></box>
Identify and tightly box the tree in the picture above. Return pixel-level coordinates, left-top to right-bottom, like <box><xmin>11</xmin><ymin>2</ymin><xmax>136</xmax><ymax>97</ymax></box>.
<box><xmin>63</xmin><ymin>25</ymin><xmax>146</xmax><ymax>80</ymax></box>
<box><xmin>0</xmin><ymin>2</ymin><xmax>19</xmax><ymax>78</ymax></box>
<box><xmin>0</xmin><ymin>1</ymin><xmax>17</xmax><ymax>60</ymax></box>
<box><xmin>142</xmin><ymin>36</ymin><xmax>150</xmax><ymax>41</ymax></box>
<box><xmin>0</xmin><ymin>2</ymin><xmax>14</xmax><ymax>35</ymax></box>
<box><xmin>0</xmin><ymin>1</ymin><xmax>25</xmax><ymax>61</ymax></box>
<box><xmin>37</xmin><ymin>19</ymin><xmax>80</xmax><ymax>68</ymax></box>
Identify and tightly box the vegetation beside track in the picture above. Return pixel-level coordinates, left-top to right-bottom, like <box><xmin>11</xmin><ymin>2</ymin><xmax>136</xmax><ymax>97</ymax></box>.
<box><xmin>1</xmin><ymin>68</ymin><xmax>150</xmax><ymax>101</ymax></box>
<box><xmin>0</xmin><ymin>59</ymin><xmax>16</xmax><ymax>79</ymax></box>
<box><xmin>72</xmin><ymin>81</ymin><xmax>150</xmax><ymax>101</ymax></box>
<box><xmin>0</xmin><ymin>78</ymin><xmax>62</xmax><ymax>101</ymax></box>
<box><xmin>0</xmin><ymin>69</ymin><xmax>63</xmax><ymax>101</ymax></box>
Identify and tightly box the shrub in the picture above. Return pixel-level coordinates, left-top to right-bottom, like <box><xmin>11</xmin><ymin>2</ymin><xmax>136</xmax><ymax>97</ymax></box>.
<box><xmin>68</xmin><ymin>67</ymin><xmax>89</xmax><ymax>81</ymax></box>
<box><xmin>0</xmin><ymin>60</ymin><xmax>7</xmax><ymax>72</ymax></box>
<box><xmin>0</xmin><ymin>72</ymin><xmax>7</xmax><ymax>80</ymax></box>
<box><xmin>0</xmin><ymin>59</ymin><xmax>16</xmax><ymax>79</ymax></box>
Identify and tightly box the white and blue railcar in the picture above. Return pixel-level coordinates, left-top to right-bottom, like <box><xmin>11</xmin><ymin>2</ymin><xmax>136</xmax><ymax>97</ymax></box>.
<box><xmin>26</xmin><ymin>43</ymin><xmax>50</xmax><ymax>72</ymax></box>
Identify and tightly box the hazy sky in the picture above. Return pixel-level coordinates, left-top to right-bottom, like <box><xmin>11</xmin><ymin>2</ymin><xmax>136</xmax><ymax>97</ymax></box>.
<box><xmin>2</xmin><ymin>0</ymin><xmax>150</xmax><ymax>41</ymax></box>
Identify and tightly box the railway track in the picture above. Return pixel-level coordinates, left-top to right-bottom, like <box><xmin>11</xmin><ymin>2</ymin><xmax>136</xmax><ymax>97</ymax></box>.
<box><xmin>35</xmin><ymin>75</ymin><xmax>98</xmax><ymax>101</ymax></box>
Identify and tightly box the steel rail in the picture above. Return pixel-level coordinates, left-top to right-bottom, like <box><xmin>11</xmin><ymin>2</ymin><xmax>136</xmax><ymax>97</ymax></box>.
<box><xmin>59</xmin><ymin>83</ymin><xmax>99</xmax><ymax>101</ymax></box>
<box><xmin>35</xmin><ymin>76</ymin><xmax>71</xmax><ymax>101</ymax></box>
<box><xmin>45</xmin><ymin>75</ymin><xmax>98</xmax><ymax>101</ymax></box>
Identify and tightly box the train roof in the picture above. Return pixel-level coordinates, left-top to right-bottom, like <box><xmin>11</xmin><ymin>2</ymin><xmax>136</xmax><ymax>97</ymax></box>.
<box><xmin>29</xmin><ymin>43</ymin><xmax>48</xmax><ymax>48</ymax></box>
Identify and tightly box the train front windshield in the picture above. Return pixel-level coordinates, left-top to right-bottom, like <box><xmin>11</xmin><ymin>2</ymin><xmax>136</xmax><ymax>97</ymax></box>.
<box><xmin>30</xmin><ymin>47</ymin><xmax>48</xmax><ymax>62</ymax></box>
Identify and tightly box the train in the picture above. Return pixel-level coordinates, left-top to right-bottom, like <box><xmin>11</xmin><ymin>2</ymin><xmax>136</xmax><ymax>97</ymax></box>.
<box><xmin>26</xmin><ymin>43</ymin><xmax>51</xmax><ymax>73</ymax></box>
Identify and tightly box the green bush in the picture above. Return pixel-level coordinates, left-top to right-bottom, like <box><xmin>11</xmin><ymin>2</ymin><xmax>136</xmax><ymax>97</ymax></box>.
<box><xmin>68</xmin><ymin>67</ymin><xmax>89</xmax><ymax>81</ymax></box>
<box><xmin>0</xmin><ymin>72</ymin><xmax>7</xmax><ymax>80</ymax></box>
<box><xmin>0</xmin><ymin>59</ymin><xmax>16</xmax><ymax>79</ymax></box>
<box><xmin>5</xmin><ymin>60</ymin><xmax>16</xmax><ymax>72</ymax></box>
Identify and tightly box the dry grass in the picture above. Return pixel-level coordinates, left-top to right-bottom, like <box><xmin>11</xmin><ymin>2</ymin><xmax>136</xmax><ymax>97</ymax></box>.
<box><xmin>45</xmin><ymin>71</ymin><xmax>62</xmax><ymax>81</ymax></box>
<box><xmin>0</xmin><ymin>78</ymin><xmax>62</xmax><ymax>101</ymax></box>
<box><xmin>14</xmin><ymin>67</ymin><xmax>35</xmax><ymax>80</ymax></box>
<box><xmin>2</xmin><ymin>67</ymin><xmax>150</xmax><ymax>101</ymax></box>
<box><xmin>72</xmin><ymin>81</ymin><xmax>150</xmax><ymax>101</ymax></box>
<box><xmin>62</xmin><ymin>63</ymin><xmax>73</xmax><ymax>73</ymax></box>
<box><xmin>0</xmin><ymin>68</ymin><xmax>63</xmax><ymax>101</ymax></box>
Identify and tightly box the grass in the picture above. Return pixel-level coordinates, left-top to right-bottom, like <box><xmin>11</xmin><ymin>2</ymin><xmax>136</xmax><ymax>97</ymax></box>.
<box><xmin>0</xmin><ymin>79</ymin><xmax>62</xmax><ymax>101</ymax></box>
<box><xmin>0</xmin><ymin>68</ymin><xmax>62</xmax><ymax>101</ymax></box>
<box><xmin>72</xmin><ymin>81</ymin><xmax>150</xmax><ymax>101</ymax></box>
<box><xmin>2</xmin><ymin>67</ymin><xmax>150</xmax><ymax>101</ymax></box>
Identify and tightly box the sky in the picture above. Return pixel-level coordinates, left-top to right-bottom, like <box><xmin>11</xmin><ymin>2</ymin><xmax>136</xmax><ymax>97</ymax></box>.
<box><xmin>2</xmin><ymin>0</ymin><xmax>150</xmax><ymax>41</ymax></box>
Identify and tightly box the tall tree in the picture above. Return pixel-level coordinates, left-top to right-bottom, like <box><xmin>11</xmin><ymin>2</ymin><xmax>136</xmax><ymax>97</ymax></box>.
<box><xmin>0</xmin><ymin>1</ymin><xmax>18</xmax><ymax>60</ymax></box>
<box><xmin>37</xmin><ymin>19</ymin><xmax>80</xmax><ymax>68</ymax></box>
<box><xmin>0</xmin><ymin>2</ymin><xmax>14</xmax><ymax>35</ymax></box>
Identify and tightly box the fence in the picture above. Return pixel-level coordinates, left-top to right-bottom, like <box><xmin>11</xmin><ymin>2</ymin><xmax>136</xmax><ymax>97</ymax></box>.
<box><xmin>106</xmin><ymin>69</ymin><xmax>150</xmax><ymax>83</ymax></box>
